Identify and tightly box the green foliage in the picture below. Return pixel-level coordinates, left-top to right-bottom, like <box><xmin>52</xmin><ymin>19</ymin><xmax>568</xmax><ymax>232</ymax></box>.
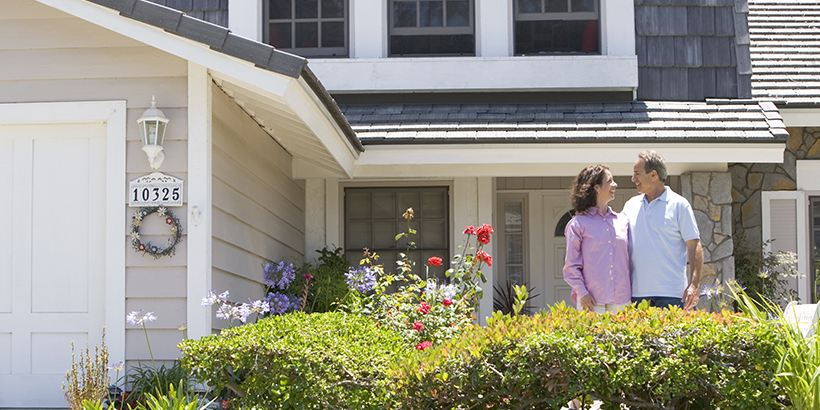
<box><xmin>493</xmin><ymin>279</ymin><xmax>540</xmax><ymax>315</ymax></box>
<box><xmin>124</xmin><ymin>361</ymin><xmax>193</xmax><ymax>407</ymax></box>
<box><xmin>63</xmin><ymin>330</ymin><xmax>110</xmax><ymax>410</ymax></box>
<box><xmin>393</xmin><ymin>303</ymin><xmax>784</xmax><ymax>410</ymax></box>
<box><xmin>305</xmin><ymin>247</ymin><xmax>350</xmax><ymax>313</ymax></box>
<box><xmin>178</xmin><ymin>311</ymin><xmax>409</xmax><ymax>410</ymax></box>
<box><xmin>733</xmin><ymin>287</ymin><xmax>820</xmax><ymax>410</ymax></box>
<box><xmin>80</xmin><ymin>399</ymin><xmax>106</xmax><ymax>410</ymax></box>
<box><xmin>136</xmin><ymin>382</ymin><xmax>212</xmax><ymax>410</ymax></box>
<box><xmin>734</xmin><ymin>232</ymin><xmax>800</xmax><ymax>306</ymax></box>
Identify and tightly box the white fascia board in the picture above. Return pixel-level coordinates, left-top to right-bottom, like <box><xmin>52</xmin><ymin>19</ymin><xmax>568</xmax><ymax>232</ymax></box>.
<box><xmin>308</xmin><ymin>55</ymin><xmax>638</xmax><ymax>93</ymax></box>
<box><xmin>35</xmin><ymin>0</ymin><xmax>290</xmax><ymax>96</ymax></box>
<box><xmin>352</xmin><ymin>142</ymin><xmax>785</xmax><ymax>177</ymax></box>
<box><xmin>286</xmin><ymin>78</ymin><xmax>359</xmax><ymax>178</ymax></box>
<box><xmin>780</xmin><ymin>108</ymin><xmax>820</xmax><ymax>127</ymax></box>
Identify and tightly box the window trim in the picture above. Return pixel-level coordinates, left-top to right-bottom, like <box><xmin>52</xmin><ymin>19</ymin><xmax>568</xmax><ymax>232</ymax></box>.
<box><xmin>513</xmin><ymin>0</ymin><xmax>601</xmax><ymax>55</ymax></box>
<box><xmin>263</xmin><ymin>0</ymin><xmax>349</xmax><ymax>58</ymax></box>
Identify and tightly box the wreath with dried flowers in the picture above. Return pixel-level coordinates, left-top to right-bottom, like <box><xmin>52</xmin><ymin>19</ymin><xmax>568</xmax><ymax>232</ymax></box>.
<box><xmin>130</xmin><ymin>206</ymin><xmax>183</xmax><ymax>259</ymax></box>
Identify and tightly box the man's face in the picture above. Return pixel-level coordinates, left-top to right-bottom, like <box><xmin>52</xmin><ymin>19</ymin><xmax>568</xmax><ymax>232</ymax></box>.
<box><xmin>632</xmin><ymin>158</ymin><xmax>655</xmax><ymax>194</ymax></box>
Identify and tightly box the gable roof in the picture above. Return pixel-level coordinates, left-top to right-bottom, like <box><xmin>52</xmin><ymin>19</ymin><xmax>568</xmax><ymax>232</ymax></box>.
<box><xmin>40</xmin><ymin>0</ymin><xmax>363</xmax><ymax>160</ymax></box>
<box><xmin>343</xmin><ymin>100</ymin><xmax>788</xmax><ymax>145</ymax></box>
<box><xmin>749</xmin><ymin>0</ymin><xmax>820</xmax><ymax>106</ymax></box>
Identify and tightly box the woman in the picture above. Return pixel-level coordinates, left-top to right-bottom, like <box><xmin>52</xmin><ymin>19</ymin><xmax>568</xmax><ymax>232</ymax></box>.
<box><xmin>563</xmin><ymin>164</ymin><xmax>630</xmax><ymax>313</ymax></box>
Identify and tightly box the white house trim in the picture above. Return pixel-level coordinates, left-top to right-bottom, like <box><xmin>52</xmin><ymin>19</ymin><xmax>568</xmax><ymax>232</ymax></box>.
<box><xmin>761</xmin><ymin>191</ymin><xmax>810</xmax><ymax>302</ymax></box>
<box><xmin>309</xmin><ymin>55</ymin><xmax>638</xmax><ymax>93</ymax></box>
<box><xmin>229</xmin><ymin>0</ymin><xmax>263</xmax><ymax>42</ymax></box>
<box><xmin>797</xmin><ymin>160</ymin><xmax>820</xmax><ymax>191</ymax></box>
<box><xmin>187</xmin><ymin>62</ymin><xmax>213</xmax><ymax>339</ymax></box>
<box><xmin>780</xmin><ymin>108</ymin><xmax>820</xmax><ymax>128</ymax></box>
<box><xmin>352</xmin><ymin>143</ymin><xmax>785</xmax><ymax>177</ymax></box>
<box><xmin>0</xmin><ymin>99</ymin><xmax>127</xmax><ymax>374</ymax></box>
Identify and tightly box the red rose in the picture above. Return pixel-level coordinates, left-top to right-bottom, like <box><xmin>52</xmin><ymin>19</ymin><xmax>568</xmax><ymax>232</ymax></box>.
<box><xmin>416</xmin><ymin>341</ymin><xmax>432</xmax><ymax>351</ymax></box>
<box><xmin>450</xmin><ymin>322</ymin><xmax>456</xmax><ymax>327</ymax></box>
<box><xmin>463</xmin><ymin>226</ymin><xmax>476</xmax><ymax>235</ymax></box>
<box><xmin>476</xmin><ymin>224</ymin><xmax>493</xmax><ymax>245</ymax></box>
<box><xmin>442</xmin><ymin>299</ymin><xmax>453</xmax><ymax>306</ymax></box>
<box><xmin>428</xmin><ymin>256</ymin><xmax>443</xmax><ymax>267</ymax></box>
<box><xmin>412</xmin><ymin>321</ymin><xmax>425</xmax><ymax>332</ymax></box>
<box><xmin>476</xmin><ymin>250</ymin><xmax>492</xmax><ymax>267</ymax></box>
<box><xmin>417</xmin><ymin>302</ymin><xmax>431</xmax><ymax>315</ymax></box>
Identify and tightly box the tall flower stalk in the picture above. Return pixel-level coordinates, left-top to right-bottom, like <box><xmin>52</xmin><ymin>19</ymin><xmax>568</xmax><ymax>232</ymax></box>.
<box><xmin>126</xmin><ymin>310</ymin><xmax>160</xmax><ymax>392</ymax></box>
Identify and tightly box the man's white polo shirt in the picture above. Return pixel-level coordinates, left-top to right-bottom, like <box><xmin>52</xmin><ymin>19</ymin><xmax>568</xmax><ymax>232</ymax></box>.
<box><xmin>621</xmin><ymin>186</ymin><xmax>700</xmax><ymax>298</ymax></box>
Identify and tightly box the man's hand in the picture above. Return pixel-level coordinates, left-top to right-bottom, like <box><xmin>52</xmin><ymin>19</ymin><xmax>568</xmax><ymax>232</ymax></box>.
<box><xmin>580</xmin><ymin>294</ymin><xmax>596</xmax><ymax>312</ymax></box>
<box><xmin>683</xmin><ymin>282</ymin><xmax>699</xmax><ymax>310</ymax></box>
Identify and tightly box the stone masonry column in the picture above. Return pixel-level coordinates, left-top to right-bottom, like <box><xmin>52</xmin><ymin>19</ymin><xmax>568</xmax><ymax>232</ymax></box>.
<box><xmin>680</xmin><ymin>172</ymin><xmax>734</xmax><ymax>310</ymax></box>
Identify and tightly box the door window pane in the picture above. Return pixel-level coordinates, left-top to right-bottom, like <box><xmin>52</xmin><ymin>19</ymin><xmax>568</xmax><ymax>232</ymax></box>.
<box><xmin>422</xmin><ymin>220</ymin><xmax>447</xmax><ymax>248</ymax></box>
<box><xmin>347</xmin><ymin>191</ymin><xmax>371</xmax><ymax>220</ymax></box>
<box><xmin>505</xmin><ymin>202</ymin><xmax>522</xmax><ymax>232</ymax></box>
<box><xmin>348</xmin><ymin>222</ymin><xmax>371</xmax><ymax>249</ymax></box>
<box><xmin>375</xmin><ymin>221</ymin><xmax>398</xmax><ymax>248</ymax></box>
<box><xmin>507</xmin><ymin>235</ymin><xmax>523</xmax><ymax>264</ymax></box>
<box><xmin>507</xmin><ymin>266</ymin><xmax>524</xmax><ymax>285</ymax></box>
<box><xmin>422</xmin><ymin>190</ymin><xmax>446</xmax><ymax>218</ymax></box>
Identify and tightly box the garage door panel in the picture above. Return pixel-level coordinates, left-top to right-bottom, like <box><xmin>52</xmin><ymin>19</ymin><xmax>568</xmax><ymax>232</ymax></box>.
<box><xmin>32</xmin><ymin>138</ymin><xmax>91</xmax><ymax>313</ymax></box>
<box><xmin>31</xmin><ymin>332</ymin><xmax>87</xmax><ymax>374</ymax></box>
<box><xmin>0</xmin><ymin>140</ymin><xmax>11</xmax><ymax>313</ymax></box>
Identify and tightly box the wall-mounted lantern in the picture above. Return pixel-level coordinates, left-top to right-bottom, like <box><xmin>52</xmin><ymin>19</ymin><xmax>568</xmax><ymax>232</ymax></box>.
<box><xmin>137</xmin><ymin>96</ymin><xmax>169</xmax><ymax>170</ymax></box>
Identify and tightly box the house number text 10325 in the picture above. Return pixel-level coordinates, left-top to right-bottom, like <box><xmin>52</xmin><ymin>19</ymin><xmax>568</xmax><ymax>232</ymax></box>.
<box><xmin>129</xmin><ymin>172</ymin><xmax>184</xmax><ymax>207</ymax></box>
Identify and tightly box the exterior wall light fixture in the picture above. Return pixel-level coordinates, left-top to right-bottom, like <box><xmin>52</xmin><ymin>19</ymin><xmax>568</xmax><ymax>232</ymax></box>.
<box><xmin>137</xmin><ymin>96</ymin><xmax>169</xmax><ymax>170</ymax></box>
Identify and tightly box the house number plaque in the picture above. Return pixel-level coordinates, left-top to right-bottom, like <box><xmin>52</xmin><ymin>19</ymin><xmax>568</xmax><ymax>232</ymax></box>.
<box><xmin>129</xmin><ymin>172</ymin><xmax>184</xmax><ymax>207</ymax></box>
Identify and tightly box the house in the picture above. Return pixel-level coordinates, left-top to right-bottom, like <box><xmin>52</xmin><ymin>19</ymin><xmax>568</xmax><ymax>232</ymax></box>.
<box><xmin>731</xmin><ymin>0</ymin><xmax>820</xmax><ymax>303</ymax></box>
<box><xmin>0</xmin><ymin>0</ymin><xmax>788</xmax><ymax>407</ymax></box>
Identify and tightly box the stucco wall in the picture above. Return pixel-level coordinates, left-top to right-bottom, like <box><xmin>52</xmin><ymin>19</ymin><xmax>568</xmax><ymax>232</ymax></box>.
<box><xmin>0</xmin><ymin>0</ymin><xmax>189</xmax><ymax>369</ymax></box>
<box><xmin>210</xmin><ymin>87</ymin><xmax>305</xmax><ymax>331</ymax></box>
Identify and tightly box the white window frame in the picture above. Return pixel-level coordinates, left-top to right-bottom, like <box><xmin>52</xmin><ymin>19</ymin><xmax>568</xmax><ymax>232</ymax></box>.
<box><xmin>264</xmin><ymin>0</ymin><xmax>349</xmax><ymax>57</ymax></box>
<box><xmin>762</xmin><ymin>190</ymin><xmax>811</xmax><ymax>303</ymax></box>
<box><xmin>513</xmin><ymin>0</ymin><xmax>600</xmax><ymax>55</ymax></box>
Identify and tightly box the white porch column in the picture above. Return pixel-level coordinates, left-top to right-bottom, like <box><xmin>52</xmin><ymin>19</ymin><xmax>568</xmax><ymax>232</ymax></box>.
<box><xmin>305</xmin><ymin>178</ymin><xmax>327</xmax><ymax>263</ymax></box>
<box><xmin>351</xmin><ymin>0</ymin><xmax>386</xmax><ymax>57</ymax></box>
<box><xmin>326</xmin><ymin>178</ymin><xmax>342</xmax><ymax>248</ymax></box>
<box><xmin>229</xmin><ymin>0</ymin><xmax>264</xmax><ymax>42</ymax></box>
<box><xmin>476</xmin><ymin>0</ymin><xmax>512</xmax><ymax>57</ymax></box>
<box><xmin>187</xmin><ymin>62</ymin><xmax>213</xmax><ymax>339</ymax></box>
<box><xmin>453</xmin><ymin>177</ymin><xmax>495</xmax><ymax>325</ymax></box>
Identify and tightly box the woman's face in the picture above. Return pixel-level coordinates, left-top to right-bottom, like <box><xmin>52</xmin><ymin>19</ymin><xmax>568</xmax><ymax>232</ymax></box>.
<box><xmin>596</xmin><ymin>169</ymin><xmax>617</xmax><ymax>204</ymax></box>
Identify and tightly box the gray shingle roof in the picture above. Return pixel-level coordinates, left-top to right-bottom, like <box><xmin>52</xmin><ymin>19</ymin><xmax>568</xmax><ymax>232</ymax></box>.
<box><xmin>342</xmin><ymin>100</ymin><xmax>787</xmax><ymax>145</ymax></box>
<box><xmin>635</xmin><ymin>0</ymin><xmax>752</xmax><ymax>101</ymax></box>
<box><xmin>749</xmin><ymin>0</ymin><xmax>820</xmax><ymax>105</ymax></box>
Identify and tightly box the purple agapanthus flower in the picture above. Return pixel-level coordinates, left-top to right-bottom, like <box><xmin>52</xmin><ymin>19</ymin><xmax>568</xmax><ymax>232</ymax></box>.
<box><xmin>264</xmin><ymin>292</ymin><xmax>292</xmax><ymax>315</ymax></box>
<box><xmin>263</xmin><ymin>261</ymin><xmax>296</xmax><ymax>290</ymax></box>
<box><xmin>440</xmin><ymin>284</ymin><xmax>457</xmax><ymax>300</ymax></box>
<box><xmin>345</xmin><ymin>266</ymin><xmax>377</xmax><ymax>293</ymax></box>
<box><xmin>126</xmin><ymin>310</ymin><xmax>157</xmax><ymax>326</ymax></box>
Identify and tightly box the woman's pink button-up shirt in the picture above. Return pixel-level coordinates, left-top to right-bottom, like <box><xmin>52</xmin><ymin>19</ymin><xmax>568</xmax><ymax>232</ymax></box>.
<box><xmin>562</xmin><ymin>206</ymin><xmax>631</xmax><ymax>305</ymax></box>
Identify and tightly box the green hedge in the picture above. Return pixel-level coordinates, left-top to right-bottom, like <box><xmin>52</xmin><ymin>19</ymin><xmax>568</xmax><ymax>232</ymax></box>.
<box><xmin>179</xmin><ymin>312</ymin><xmax>408</xmax><ymax>409</ymax></box>
<box><xmin>395</xmin><ymin>303</ymin><xmax>784</xmax><ymax>410</ymax></box>
<box><xmin>180</xmin><ymin>306</ymin><xmax>785</xmax><ymax>410</ymax></box>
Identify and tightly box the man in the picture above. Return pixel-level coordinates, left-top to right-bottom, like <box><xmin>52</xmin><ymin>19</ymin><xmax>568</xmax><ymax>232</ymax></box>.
<box><xmin>621</xmin><ymin>150</ymin><xmax>703</xmax><ymax>309</ymax></box>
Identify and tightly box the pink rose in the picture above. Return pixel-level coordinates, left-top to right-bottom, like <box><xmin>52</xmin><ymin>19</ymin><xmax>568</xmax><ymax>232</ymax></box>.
<box><xmin>412</xmin><ymin>321</ymin><xmax>425</xmax><ymax>332</ymax></box>
<box><xmin>428</xmin><ymin>256</ymin><xmax>443</xmax><ymax>267</ymax></box>
<box><xmin>416</xmin><ymin>341</ymin><xmax>432</xmax><ymax>351</ymax></box>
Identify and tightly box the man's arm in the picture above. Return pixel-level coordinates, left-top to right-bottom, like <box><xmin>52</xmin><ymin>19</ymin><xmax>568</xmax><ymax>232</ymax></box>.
<box><xmin>683</xmin><ymin>239</ymin><xmax>703</xmax><ymax>309</ymax></box>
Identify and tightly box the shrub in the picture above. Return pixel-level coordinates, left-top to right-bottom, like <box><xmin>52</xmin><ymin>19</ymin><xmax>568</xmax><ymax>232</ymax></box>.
<box><xmin>63</xmin><ymin>331</ymin><xmax>110</xmax><ymax>410</ymax></box>
<box><xmin>299</xmin><ymin>247</ymin><xmax>350</xmax><ymax>313</ymax></box>
<box><xmin>393</xmin><ymin>303</ymin><xmax>784</xmax><ymax>410</ymax></box>
<box><xmin>733</xmin><ymin>232</ymin><xmax>800</xmax><ymax>306</ymax></box>
<box><xmin>178</xmin><ymin>312</ymin><xmax>408</xmax><ymax>410</ymax></box>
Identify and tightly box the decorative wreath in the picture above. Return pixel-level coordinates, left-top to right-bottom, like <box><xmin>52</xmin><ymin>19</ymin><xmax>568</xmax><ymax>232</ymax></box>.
<box><xmin>130</xmin><ymin>206</ymin><xmax>183</xmax><ymax>259</ymax></box>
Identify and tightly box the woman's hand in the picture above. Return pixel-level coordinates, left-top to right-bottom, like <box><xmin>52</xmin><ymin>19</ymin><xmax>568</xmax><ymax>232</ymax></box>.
<box><xmin>580</xmin><ymin>294</ymin><xmax>596</xmax><ymax>312</ymax></box>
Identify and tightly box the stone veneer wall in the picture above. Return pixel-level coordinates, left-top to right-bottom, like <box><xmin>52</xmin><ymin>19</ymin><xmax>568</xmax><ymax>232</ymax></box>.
<box><xmin>729</xmin><ymin>127</ymin><xmax>820</xmax><ymax>247</ymax></box>
<box><xmin>681</xmin><ymin>172</ymin><xmax>735</xmax><ymax>304</ymax></box>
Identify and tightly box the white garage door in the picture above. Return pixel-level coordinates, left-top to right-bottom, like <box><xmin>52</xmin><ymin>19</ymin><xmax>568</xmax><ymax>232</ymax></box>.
<box><xmin>0</xmin><ymin>102</ymin><xmax>125</xmax><ymax>408</ymax></box>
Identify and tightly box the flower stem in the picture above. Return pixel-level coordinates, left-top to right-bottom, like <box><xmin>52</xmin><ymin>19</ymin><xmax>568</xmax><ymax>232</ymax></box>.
<box><xmin>142</xmin><ymin>323</ymin><xmax>161</xmax><ymax>394</ymax></box>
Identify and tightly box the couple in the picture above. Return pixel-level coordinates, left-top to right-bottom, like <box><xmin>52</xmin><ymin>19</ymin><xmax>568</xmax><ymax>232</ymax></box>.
<box><xmin>562</xmin><ymin>150</ymin><xmax>703</xmax><ymax>313</ymax></box>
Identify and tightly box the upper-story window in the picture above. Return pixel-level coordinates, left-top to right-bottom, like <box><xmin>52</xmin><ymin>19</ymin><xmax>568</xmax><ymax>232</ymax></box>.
<box><xmin>265</xmin><ymin>0</ymin><xmax>348</xmax><ymax>57</ymax></box>
<box><xmin>514</xmin><ymin>0</ymin><xmax>599</xmax><ymax>55</ymax></box>
<box><xmin>389</xmin><ymin>0</ymin><xmax>475</xmax><ymax>56</ymax></box>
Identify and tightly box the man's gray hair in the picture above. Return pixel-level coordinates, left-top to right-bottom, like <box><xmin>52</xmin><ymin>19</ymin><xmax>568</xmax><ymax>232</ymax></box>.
<box><xmin>639</xmin><ymin>150</ymin><xmax>667</xmax><ymax>182</ymax></box>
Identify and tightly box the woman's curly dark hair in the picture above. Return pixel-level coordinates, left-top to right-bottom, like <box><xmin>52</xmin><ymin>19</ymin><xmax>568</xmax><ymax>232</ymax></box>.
<box><xmin>569</xmin><ymin>164</ymin><xmax>610</xmax><ymax>213</ymax></box>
